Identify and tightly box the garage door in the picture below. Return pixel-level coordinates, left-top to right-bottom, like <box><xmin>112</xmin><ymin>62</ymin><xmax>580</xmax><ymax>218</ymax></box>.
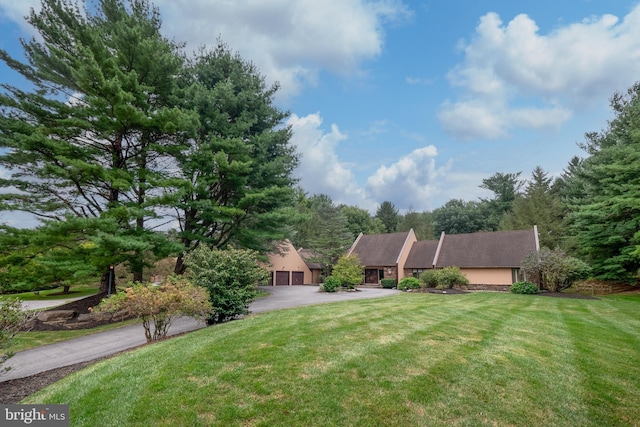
<box><xmin>292</xmin><ymin>271</ymin><xmax>304</xmax><ymax>285</ymax></box>
<box><xmin>275</xmin><ymin>271</ymin><xmax>290</xmax><ymax>286</ymax></box>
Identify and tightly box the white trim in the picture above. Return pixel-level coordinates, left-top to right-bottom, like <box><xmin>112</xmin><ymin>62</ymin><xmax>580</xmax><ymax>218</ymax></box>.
<box><xmin>432</xmin><ymin>231</ymin><xmax>446</xmax><ymax>267</ymax></box>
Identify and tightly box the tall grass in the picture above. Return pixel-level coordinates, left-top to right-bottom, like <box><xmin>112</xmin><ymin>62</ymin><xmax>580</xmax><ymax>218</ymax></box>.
<box><xmin>26</xmin><ymin>293</ymin><xmax>640</xmax><ymax>426</ymax></box>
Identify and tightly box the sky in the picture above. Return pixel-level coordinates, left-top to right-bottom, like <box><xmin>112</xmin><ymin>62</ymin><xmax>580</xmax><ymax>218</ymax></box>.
<box><xmin>2</xmin><ymin>0</ymin><xmax>640</xmax><ymax>221</ymax></box>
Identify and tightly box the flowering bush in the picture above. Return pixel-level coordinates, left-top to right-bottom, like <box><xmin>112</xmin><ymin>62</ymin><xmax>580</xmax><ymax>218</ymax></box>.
<box><xmin>95</xmin><ymin>276</ymin><xmax>212</xmax><ymax>342</ymax></box>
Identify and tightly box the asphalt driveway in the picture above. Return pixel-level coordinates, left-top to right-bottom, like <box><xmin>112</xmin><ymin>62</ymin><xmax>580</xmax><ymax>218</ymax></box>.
<box><xmin>1</xmin><ymin>285</ymin><xmax>399</xmax><ymax>381</ymax></box>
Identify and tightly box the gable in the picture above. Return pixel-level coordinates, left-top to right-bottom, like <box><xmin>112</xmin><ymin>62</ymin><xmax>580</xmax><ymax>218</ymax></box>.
<box><xmin>349</xmin><ymin>231</ymin><xmax>413</xmax><ymax>266</ymax></box>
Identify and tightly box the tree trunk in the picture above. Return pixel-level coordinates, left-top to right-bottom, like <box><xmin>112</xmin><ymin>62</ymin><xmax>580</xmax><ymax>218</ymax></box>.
<box><xmin>174</xmin><ymin>253</ymin><xmax>187</xmax><ymax>275</ymax></box>
<box><xmin>99</xmin><ymin>266</ymin><xmax>116</xmax><ymax>295</ymax></box>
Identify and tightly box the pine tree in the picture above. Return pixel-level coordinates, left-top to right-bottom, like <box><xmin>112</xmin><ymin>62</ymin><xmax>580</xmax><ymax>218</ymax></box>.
<box><xmin>569</xmin><ymin>83</ymin><xmax>640</xmax><ymax>280</ymax></box>
<box><xmin>172</xmin><ymin>42</ymin><xmax>297</xmax><ymax>273</ymax></box>
<box><xmin>0</xmin><ymin>0</ymin><xmax>190</xmax><ymax>287</ymax></box>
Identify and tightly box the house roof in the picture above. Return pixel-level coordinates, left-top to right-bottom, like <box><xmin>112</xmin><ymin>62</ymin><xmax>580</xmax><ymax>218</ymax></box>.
<box><xmin>297</xmin><ymin>248</ymin><xmax>322</xmax><ymax>270</ymax></box>
<box><xmin>348</xmin><ymin>231</ymin><xmax>413</xmax><ymax>266</ymax></box>
<box><xmin>435</xmin><ymin>229</ymin><xmax>537</xmax><ymax>268</ymax></box>
<box><xmin>404</xmin><ymin>240</ymin><xmax>439</xmax><ymax>269</ymax></box>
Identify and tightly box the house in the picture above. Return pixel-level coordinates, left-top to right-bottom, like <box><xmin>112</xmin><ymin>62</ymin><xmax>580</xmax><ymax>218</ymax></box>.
<box><xmin>297</xmin><ymin>248</ymin><xmax>323</xmax><ymax>284</ymax></box>
<box><xmin>264</xmin><ymin>241</ymin><xmax>323</xmax><ymax>285</ymax></box>
<box><xmin>354</xmin><ymin>227</ymin><xmax>539</xmax><ymax>288</ymax></box>
<box><xmin>265</xmin><ymin>240</ymin><xmax>313</xmax><ymax>286</ymax></box>
<box><xmin>346</xmin><ymin>230</ymin><xmax>417</xmax><ymax>285</ymax></box>
<box><xmin>427</xmin><ymin>228</ymin><xmax>539</xmax><ymax>286</ymax></box>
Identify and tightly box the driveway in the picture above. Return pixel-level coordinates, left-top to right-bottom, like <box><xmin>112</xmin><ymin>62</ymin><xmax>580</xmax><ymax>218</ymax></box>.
<box><xmin>1</xmin><ymin>286</ymin><xmax>399</xmax><ymax>381</ymax></box>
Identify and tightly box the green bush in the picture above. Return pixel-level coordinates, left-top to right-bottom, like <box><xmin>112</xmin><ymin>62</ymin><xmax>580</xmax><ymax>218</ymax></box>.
<box><xmin>185</xmin><ymin>246</ymin><xmax>269</xmax><ymax>324</ymax></box>
<box><xmin>323</xmin><ymin>276</ymin><xmax>341</xmax><ymax>293</ymax></box>
<box><xmin>332</xmin><ymin>255</ymin><xmax>363</xmax><ymax>289</ymax></box>
<box><xmin>419</xmin><ymin>270</ymin><xmax>439</xmax><ymax>288</ymax></box>
<box><xmin>435</xmin><ymin>266</ymin><xmax>469</xmax><ymax>290</ymax></box>
<box><xmin>380</xmin><ymin>278</ymin><xmax>396</xmax><ymax>289</ymax></box>
<box><xmin>398</xmin><ymin>277</ymin><xmax>421</xmax><ymax>291</ymax></box>
<box><xmin>510</xmin><ymin>281</ymin><xmax>539</xmax><ymax>294</ymax></box>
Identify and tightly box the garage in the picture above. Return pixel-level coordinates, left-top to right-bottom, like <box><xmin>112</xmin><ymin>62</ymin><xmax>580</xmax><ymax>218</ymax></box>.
<box><xmin>275</xmin><ymin>271</ymin><xmax>290</xmax><ymax>286</ymax></box>
<box><xmin>292</xmin><ymin>271</ymin><xmax>304</xmax><ymax>285</ymax></box>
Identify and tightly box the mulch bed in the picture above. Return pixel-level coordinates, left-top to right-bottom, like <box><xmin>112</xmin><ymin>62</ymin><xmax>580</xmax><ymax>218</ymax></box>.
<box><xmin>28</xmin><ymin>293</ymin><xmax>134</xmax><ymax>332</ymax></box>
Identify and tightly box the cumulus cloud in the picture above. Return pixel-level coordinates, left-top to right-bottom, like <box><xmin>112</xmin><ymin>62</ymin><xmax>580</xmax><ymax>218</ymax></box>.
<box><xmin>366</xmin><ymin>146</ymin><xmax>451</xmax><ymax>211</ymax></box>
<box><xmin>288</xmin><ymin>113</ymin><xmax>373</xmax><ymax>208</ymax></box>
<box><xmin>0</xmin><ymin>0</ymin><xmax>40</xmax><ymax>34</ymax></box>
<box><xmin>440</xmin><ymin>6</ymin><xmax>640</xmax><ymax>140</ymax></box>
<box><xmin>155</xmin><ymin>0</ymin><xmax>412</xmax><ymax>99</ymax></box>
<box><xmin>0</xmin><ymin>0</ymin><xmax>411</xmax><ymax>99</ymax></box>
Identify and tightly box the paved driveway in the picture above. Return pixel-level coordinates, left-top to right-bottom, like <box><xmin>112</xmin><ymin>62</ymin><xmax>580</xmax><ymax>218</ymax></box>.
<box><xmin>1</xmin><ymin>286</ymin><xmax>399</xmax><ymax>381</ymax></box>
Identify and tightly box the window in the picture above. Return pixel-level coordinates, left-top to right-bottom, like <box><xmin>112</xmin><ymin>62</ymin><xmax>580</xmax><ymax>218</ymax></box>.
<box><xmin>412</xmin><ymin>269</ymin><xmax>424</xmax><ymax>278</ymax></box>
<box><xmin>511</xmin><ymin>268</ymin><xmax>524</xmax><ymax>283</ymax></box>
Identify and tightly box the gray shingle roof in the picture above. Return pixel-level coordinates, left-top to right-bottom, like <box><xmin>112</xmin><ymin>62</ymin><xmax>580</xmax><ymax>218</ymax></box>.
<box><xmin>404</xmin><ymin>240</ymin><xmax>439</xmax><ymax>269</ymax></box>
<box><xmin>349</xmin><ymin>231</ymin><xmax>412</xmax><ymax>266</ymax></box>
<box><xmin>435</xmin><ymin>229</ymin><xmax>536</xmax><ymax>268</ymax></box>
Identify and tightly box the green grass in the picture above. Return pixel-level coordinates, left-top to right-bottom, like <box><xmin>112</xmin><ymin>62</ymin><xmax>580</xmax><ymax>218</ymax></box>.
<box><xmin>0</xmin><ymin>285</ymin><xmax>99</xmax><ymax>301</ymax></box>
<box><xmin>25</xmin><ymin>293</ymin><xmax>640</xmax><ymax>427</ymax></box>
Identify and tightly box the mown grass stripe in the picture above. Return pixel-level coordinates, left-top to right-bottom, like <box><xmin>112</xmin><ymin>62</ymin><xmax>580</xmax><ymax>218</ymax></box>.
<box><xmin>26</xmin><ymin>292</ymin><xmax>640</xmax><ymax>427</ymax></box>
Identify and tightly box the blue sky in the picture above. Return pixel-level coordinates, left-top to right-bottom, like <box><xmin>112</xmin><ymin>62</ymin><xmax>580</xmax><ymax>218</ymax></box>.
<box><xmin>2</xmin><ymin>0</ymin><xmax>640</xmax><ymax>220</ymax></box>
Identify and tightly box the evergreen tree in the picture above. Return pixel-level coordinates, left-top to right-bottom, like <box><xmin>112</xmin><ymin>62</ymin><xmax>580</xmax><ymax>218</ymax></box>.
<box><xmin>172</xmin><ymin>42</ymin><xmax>297</xmax><ymax>273</ymax></box>
<box><xmin>480</xmin><ymin>172</ymin><xmax>524</xmax><ymax>230</ymax></box>
<box><xmin>0</xmin><ymin>0</ymin><xmax>190</xmax><ymax>287</ymax></box>
<box><xmin>569</xmin><ymin>83</ymin><xmax>640</xmax><ymax>280</ymax></box>
<box><xmin>500</xmin><ymin>166</ymin><xmax>565</xmax><ymax>248</ymax></box>
<box><xmin>306</xmin><ymin>195</ymin><xmax>353</xmax><ymax>276</ymax></box>
<box><xmin>375</xmin><ymin>201</ymin><xmax>399</xmax><ymax>233</ymax></box>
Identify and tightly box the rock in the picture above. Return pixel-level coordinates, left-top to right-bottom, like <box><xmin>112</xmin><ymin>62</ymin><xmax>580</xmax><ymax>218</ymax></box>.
<box><xmin>36</xmin><ymin>310</ymin><xmax>76</xmax><ymax>322</ymax></box>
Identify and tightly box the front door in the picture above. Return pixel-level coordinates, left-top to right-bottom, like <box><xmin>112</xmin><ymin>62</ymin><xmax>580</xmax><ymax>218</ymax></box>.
<box><xmin>365</xmin><ymin>269</ymin><xmax>380</xmax><ymax>285</ymax></box>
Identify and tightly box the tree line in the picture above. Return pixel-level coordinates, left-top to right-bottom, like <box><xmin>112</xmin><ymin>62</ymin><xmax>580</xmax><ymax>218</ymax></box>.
<box><xmin>0</xmin><ymin>0</ymin><xmax>638</xmax><ymax>294</ymax></box>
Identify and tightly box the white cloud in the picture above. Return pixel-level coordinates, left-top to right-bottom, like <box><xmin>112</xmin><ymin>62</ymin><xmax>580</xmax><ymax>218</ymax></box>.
<box><xmin>441</xmin><ymin>6</ymin><xmax>640</xmax><ymax>140</ymax></box>
<box><xmin>0</xmin><ymin>0</ymin><xmax>410</xmax><ymax>99</ymax></box>
<box><xmin>155</xmin><ymin>0</ymin><xmax>411</xmax><ymax>99</ymax></box>
<box><xmin>288</xmin><ymin>113</ymin><xmax>373</xmax><ymax>208</ymax></box>
<box><xmin>0</xmin><ymin>0</ymin><xmax>40</xmax><ymax>35</ymax></box>
<box><xmin>366</xmin><ymin>145</ymin><xmax>450</xmax><ymax>211</ymax></box>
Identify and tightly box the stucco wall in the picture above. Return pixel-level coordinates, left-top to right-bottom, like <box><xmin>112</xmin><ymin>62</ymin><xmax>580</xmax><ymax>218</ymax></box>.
<box><xmin>267</xmin><ymin>242</ymin><xmax>313</xmax><ymax>285</ymax></box>
<box><xmin>461</xmin><ymin>268</ymin><xmax>513</xmax><ymax>285</ymax></box>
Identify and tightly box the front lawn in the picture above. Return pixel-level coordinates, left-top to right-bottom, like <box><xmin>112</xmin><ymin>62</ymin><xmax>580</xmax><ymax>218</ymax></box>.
<box><xmin>0</xmin><ymin>285</ymin><xmax>99</xmax><ymax>301</ymax></box>
<box><xmin>25</xmin><ymin>292</ymin><xmax>640</xmax><ymax>426</ymax></box>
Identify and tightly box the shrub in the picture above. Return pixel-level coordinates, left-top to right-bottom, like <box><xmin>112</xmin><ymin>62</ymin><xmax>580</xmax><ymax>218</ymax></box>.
<box><xmin>521</xmin><ymin>248</ymin><xmax>592</xmax><ymax>292</ymax></box>
<box><xmin>95</xmin><ymin>276</ymin><xmax>213</xmax><ymax>342</ymax></box>
<box><xmin>323</xmin><ymin>276</ymin><xmax>341</xmax><ymax>292</ymax></box>
<box><xmin>419</xmin><ymin>270</ymin><xmax>439</xmax><ymax>288</ymax></box>
<box><xmin>510</xmin><ymin>281</ymin><xmax>539</xmax><ymax>294</ymax></box>
<box><xmin>435</xmin><ymin>266</ymin><xmax>469</xmax><ymax>290</ymax></box>
<box><xmin>332</xmin><ymin>255</ymin><xmax>363</xmax><ymax>289</ymax></box>
<box><xmin>1</xmin><ymin>298</ymin><xmax>35</xmax><ymax>373</ymax></box>
<box><xmin>380</xmin><ymin>278</ymin><xmax>396</xmax><ymax>289</ymax></box>
<box><xmin>398</xmin><ymin>277</ymin><xmax>421</xmax><ymax>291</ymax></box>
<box><xmin>185</xmin><ymin>246</ymin><xmax>269</xmax><ymax>324</ymax></box>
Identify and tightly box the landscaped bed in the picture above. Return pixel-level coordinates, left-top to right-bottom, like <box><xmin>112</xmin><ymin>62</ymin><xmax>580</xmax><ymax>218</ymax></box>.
<box><xmin>10</xmin><ymin>292</ymin><xmax>640</xmax><ymax>426</ymax></box>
